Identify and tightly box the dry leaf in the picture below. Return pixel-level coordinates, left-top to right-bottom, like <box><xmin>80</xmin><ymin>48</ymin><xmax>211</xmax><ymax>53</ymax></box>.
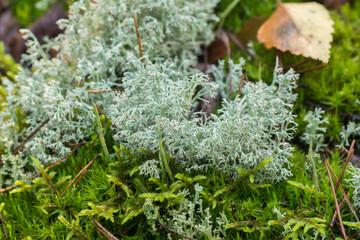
<box><xmin>6</xmin><ymin>3</ymin><xmax>66</xmax><ymax>62</ymax></box>
<box><xmin>236</xmin><ymin>16</ymin><xmax>267</xmax><ymax>44</ymax></box>
<box><xmin>257</xmin><ymin>2</ymin><xmax>334</xmax><ymax>63</ymax></box>
<box><xmin>206</xmin><ymin>31</ymin><xmax>231</xmax><ymax>64</ymax></box>
<box><xmin>207</xmin><ymin>38</ymin><xmax>227</xmax><ymax>64</ymax></box>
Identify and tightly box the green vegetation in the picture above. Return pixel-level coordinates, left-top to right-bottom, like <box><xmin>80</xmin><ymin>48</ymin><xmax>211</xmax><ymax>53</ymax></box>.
<box><xmin>0</xmin><ymin>0</ymin><xmax>359</xmax><ymax>239</ymax></box>
<box><xmin>0</xmin><ymin>135</ymin><xmax>358</xmax><ymax>239</ymax></box>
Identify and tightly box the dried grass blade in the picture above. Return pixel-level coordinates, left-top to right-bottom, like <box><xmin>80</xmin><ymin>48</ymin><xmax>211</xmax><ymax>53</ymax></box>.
<box><xmin>133</xmin><ymin>14</ymin><xmax>143</xmax><ymax>60</ymax></box>
<box><xmin>324</xmin><ymin>156</ymin><xmax>348</xmax><ymax>240</ymax></box>
<box><xmin>12</xmin><ymin>118</ymin><xmax>50</xmax><ymax>154</ymax></box>
<box><xmin>335</xmin><ymin>140</ymin><xmax>355</xmax><ymax>191</ymax></box>
<box><xmin>0</xmin><ymin>142</ymin><xmax>86</xmax><ymax>194</ymax></box>
<box><xmin>91</xmin><ymin>216</ymin><xmax>119</xmax><ymax>240</ymax></box>
<box><xmin>61</xmin><ymin>153</ymin><xmax>101</xmax><ymax>197</ymax></box>
<box><xmin>160</xmin><ymin>225</ymin><xmax>197</xmax><ymax>240</ymax></box>
<box><xmin>326</xmin><ymin>159</ymin><xmax>359</xmax><ymax>222</ymax></box>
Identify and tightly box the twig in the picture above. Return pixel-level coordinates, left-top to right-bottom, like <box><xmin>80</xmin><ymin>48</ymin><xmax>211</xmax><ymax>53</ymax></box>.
<box><xmin>324</xmin><ymin>155</ymin><xmax>348</xmax><ymax>240</ymax></box>
<box><xmin>237</xmin><ymin>68</ymin><xmax>248</xmax><ymax>96</ymax></box>
<box><xmin>0</xmin><ymin>142</ymin><xmax>86</xmax><ymax>194</ymax></box>
<box><xmin>349</xmin><ymin>232</ymin><xmax>360</xmax><ymax>240</ymax></box>
<box><xmin>12</xmin><ymin>118</ymin><xmax>50</xmax><ymax>154</ymax></box>
<box><xmin>311</xmin><ymin>206</ymin><xmax>325</xmax><ymax>217</ymax></box>
<box><xmin>326</xmin><ymin>157</ymin><xmax>359</xmax><ymax>222</ymax></box>
<box><xmin>330</xmin><ymin>200</ymin><xmax>345</xmax><ymax>228</ymax></box>
<box><xmin>91</xmin><ymin>216</ymin><xmax>119</xmax><ymax>240</ymax></box>
<box><xmin>226</xmin><ymin>32</ymin><xmax>272</xmax><ymax>71</ymax></box>
<box><xmin>87</xmin><ymin>89</ymin><xmax>122</xmax><ymax>94</ymax></box>
<box><xmin>295</xmin><ymin>64</ymin><xmax>328</xmax><ymax>74</ymax></box>
<box><xmin>226</xmin><ymin>31</ymin><xmax>254</xmax><ymax>60</ymax></box>
<box><xmin>0</xmin><ymin>213</ymin><xmax>8</xmax><ymax>240</ymax></box>
<box><xmin>160</xmin><ymin>225</ymin><xmax>197</xmax><ymax>240</ymax></box>
<box><xmin>61</xmin><ymin>153</ymin><xmax>101</xmax><ymax>197</ymax></box>
<box><xmin>46</xmin><ymin>141</ymin><xmax>87</xmax><ymax>170</ymax></box>
<box><xmin>133</xmin><ymin>14</ymin><xmax>143</xmax><ymax>61</ymax></box>
<box><xmin>335</xmin><ymin>140</ymin><xmax>355</xmax><ymax>191</ymax></box>
<box><xmin>284</xmin><ymin>59</ymin><xmax>313</xmax><ymax>71</ymax></box>
<box><xmin>304</xmin><ymin>101</ymin><xmax>360</xmax><ymax>122</ymax></box>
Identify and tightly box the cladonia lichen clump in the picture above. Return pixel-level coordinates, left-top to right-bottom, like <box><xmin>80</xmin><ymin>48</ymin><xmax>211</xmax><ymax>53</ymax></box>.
<box><xmin>0</xmin><ymin>0</ymin><xmax>299</xmax><ymax>186</ymax></box>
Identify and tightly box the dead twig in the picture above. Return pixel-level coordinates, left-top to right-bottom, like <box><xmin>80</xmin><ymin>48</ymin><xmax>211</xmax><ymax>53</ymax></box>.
<box><xmin>226</xmin><ymin>31</ymin><xmax>255</xmax><ymax>60</ymax></box>
<box><xmin>295</xmin><ymin>64</ymin><xmax>327</xmax><ymax>74</ymax></box>
<box><xmin>349</xmin><ymin>232</ymin><xmax>360</xmax><ymax>240</ymax></box>
<box><xmin>46</xmin><ymin>141</ymin><xmax>87</xmax><ymax>171</ymax></box>
<box><xmin>61</xmin><ymin>153</ymin><xmax>101</xmax><ymax>197</ymax></box>
<box><xmin>93</xmin><ymin>102</ymin><xmax>108</xmax><ymax>121</ymax></box>
<box><xmin>324</xmin><ymin>155</ymin><xmax>348</xmax><ymax>240</ymax></box>
<box><xmin>237</xmin><ymin>68</ymin><xmax>248</xmax><ymax>95</ymax></box>
<box><xmin>0</xmin><ymin>142</ymin><xmax>86</xmax><ymax>194</ymax></box>
<box><xmin>326</xmin><ymin>158</ymin><xmax>359</xmax><ymax>222</ymax></box>
<box><xmin>311</xmin><ymin>206</ymin><xmax>325</xmax><ymax>217</ymax></box>
<box><xmin>91</xmin><ymin>216</ymin><xmax>119</xmax><ymax>240</ymax></box>
<box><xmin>12</xmin><ymin>118</ymin><xmax>50</xmax><ymax>154</ymax></box>
<box><xmin>160</xmin><ymin>225</ymin><xmax>197</xmax><ymax>240</ymax></box>
<box><xmin>335</xmin><ymin>140</ymin><xmax>355</xmax><ymax>191</ymax></box>
<box><xmin>227</xmin><ymin>32</ymin><xmax>272</xmax><ymax>72</ymax></box>
<box><xmin>133</xmin><ymin>14</ymin><xmax>143</xmax><ymax>61</ymax></box>
<box><xmin>87</xmin><ymin>89</ymin><xmax>122</xmax><ymax>94</ymax></box>
<box><xmin>330</xmin><ymin>200</ymin><xmax>345</xmax><ymax>227</ymax></box>
<box><xmin>304</xmin><ymin>100</ymin><xmax>360</xmax><ymax>122</ymax></box>
<box><xmin>284</xmin><ymin>59</ymin><xmax>313</xmax><ymax>71</ymax></box>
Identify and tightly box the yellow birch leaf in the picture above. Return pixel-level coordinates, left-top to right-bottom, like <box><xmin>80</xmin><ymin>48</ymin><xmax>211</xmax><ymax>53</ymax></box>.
<box><xmin>257</xmin><ymin>2</ymin><xmax>334</xmax><ymax>63</ymax></box>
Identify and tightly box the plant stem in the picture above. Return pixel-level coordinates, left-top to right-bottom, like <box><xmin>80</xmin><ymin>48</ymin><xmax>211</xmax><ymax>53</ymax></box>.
<box><xmin>217</xmin><ymin>0</ymin><xmax>240</xmax><ymax>32</ymax></box>
<box><xmin>308</xmin><ymin>137</ymin><xmax>319</xmax><ymax>191</ymax></box>
<box><xmin>93</xmin><ymin>102</ymin><xmax>110</xmax><ymax>158</ymax></box>
<box><xmin>157</xmin><ymin>121</ymin><xmax>174</xmax><ymax>182</ymax></box>
<box><xmin>159</xmin><ymin>138</ymin><xmax>174</xmax><ymax>182</ymax></box>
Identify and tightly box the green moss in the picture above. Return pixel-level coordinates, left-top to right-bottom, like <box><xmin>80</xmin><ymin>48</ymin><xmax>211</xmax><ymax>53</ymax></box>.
<box><xmin>0</xmin><ymin>140</ymin><xmax>357</xmax><ymax>239</ymax></box>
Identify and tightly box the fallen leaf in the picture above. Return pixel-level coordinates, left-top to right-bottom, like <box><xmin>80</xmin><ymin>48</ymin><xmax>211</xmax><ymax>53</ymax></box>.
<box><xmin>236</xmin><ymin>16</ymin><xmax>267</xmax><ymax>45</ymax></box>
<box><xmin>0</xmin><ymin>0</ymin><xmax>19</xmax><ymax>46</ymax></box>
<box><xmin>206</xmin><ymin>31</ymin><xmax>231</xmax><ymax>64</ymax></box>
<box><xmin>257</xmin><ymin>2</ymin><xmax>334</xmax><ymax>63</ymax></box>
<box><xmin>206</xmin><ymin>38</ymin><xmax>227</xmax><ymax>64</ymax></box>
<box><xmin>7</xmin><ymin>3</ymin><xmax>66</xmax><ymax>62</ymax></box>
